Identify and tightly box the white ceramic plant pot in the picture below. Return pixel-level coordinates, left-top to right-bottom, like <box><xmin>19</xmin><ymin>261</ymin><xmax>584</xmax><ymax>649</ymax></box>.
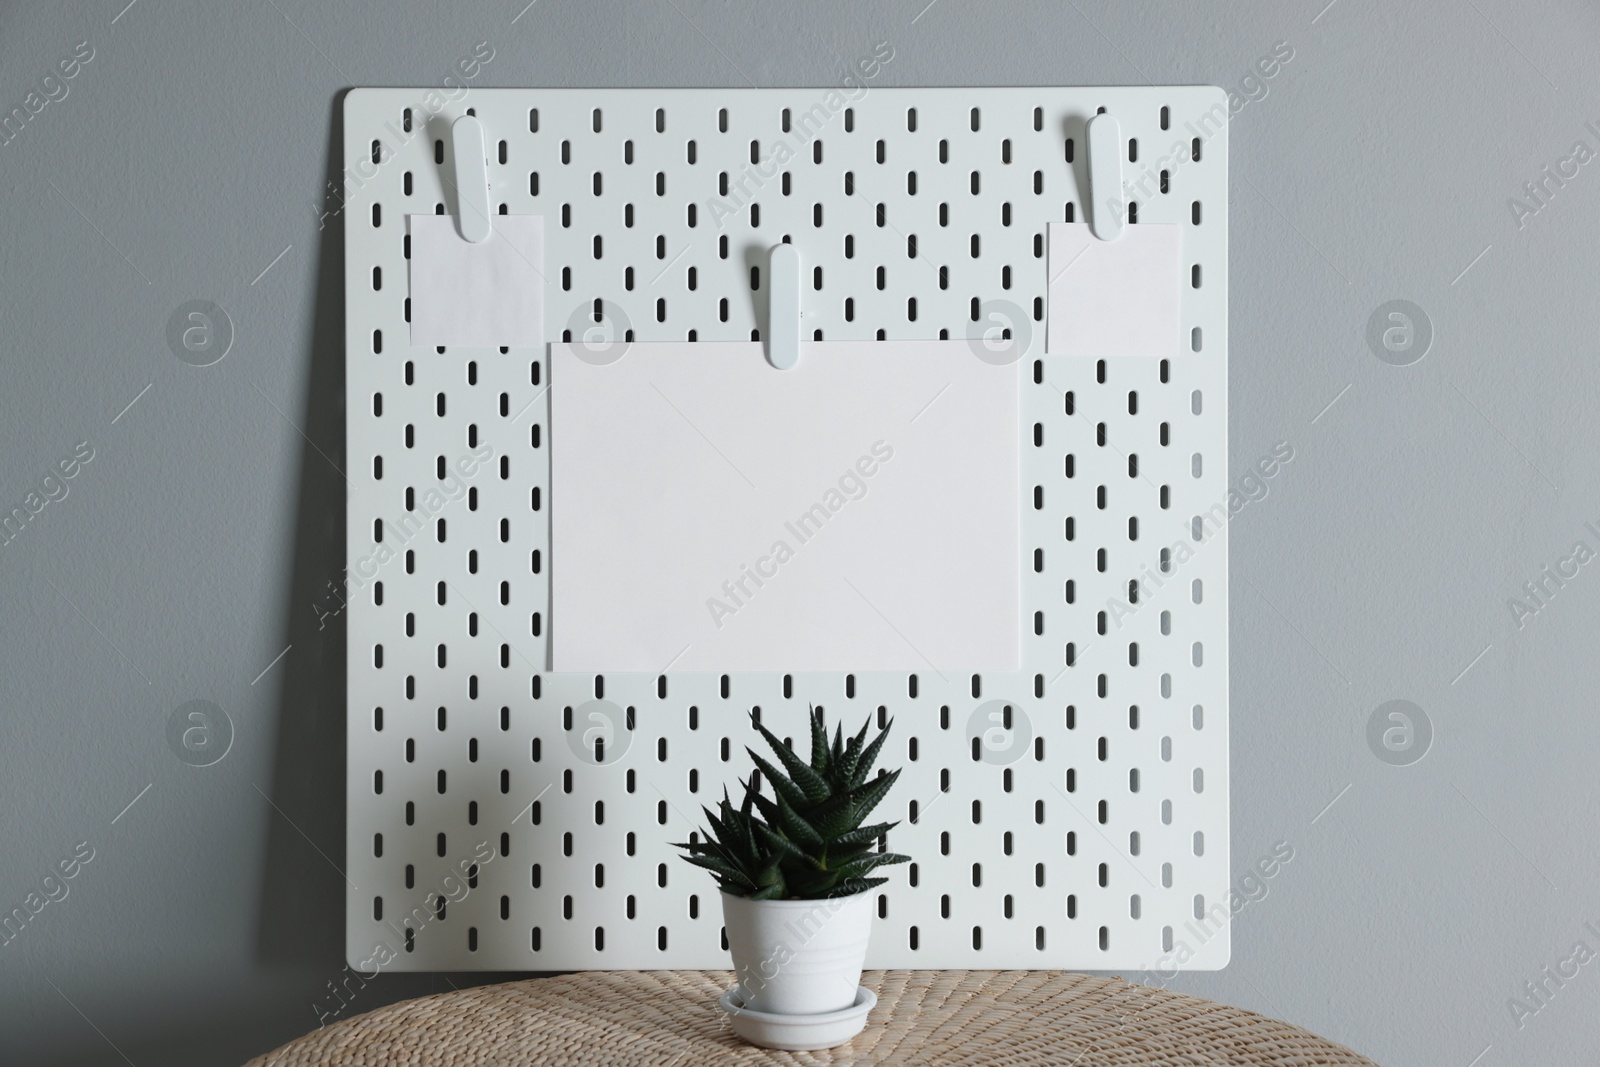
<box><xmin>721</xmin><ymin>889</ymin><xmax>874</xmax><ymax>1015</ymax></box>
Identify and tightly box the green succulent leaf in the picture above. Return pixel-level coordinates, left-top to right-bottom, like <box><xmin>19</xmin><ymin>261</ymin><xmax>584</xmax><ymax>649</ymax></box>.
<box><xmin>671</xmin><ymin>708</ymin><xmax>912</xmax><ymax>900</ymax></box>
<box><xmin>715</xmin><ymin>795</ymin><xmax>755</xmax><ymax>857</ymax></box>
<box><xmin>754</xmin><ymin>822</ymin><xmax>811</xmax><ymax>863</ymax></box>
<box><xmin>745</xmin><ymin>750</ymin><xmax>813</xmax><ymax>813</ymax></box>
<box><xmin>837</xmin><ymin>740</ymin><xmax>860</xmax><ymax>784</ymax></box>
<box><xmin>808</xmin><ymin>706</ymin><xmax>830</xmax><ymax>774</ymax></box>
<box><xmin>852</xmin><ymin>720</ymin><xmax>892</xmax><ymax>787</ymax></box>
<box><xmin>830</xmin><ymin>821</ymin><xmax>899</xmax><ymax>847</ymax></box>
<box><xmin>835</xmin><ymin>718</ymin><xmax>869</xmax><ymax>782</ymax></box>
<box><xmin>774</xmin><ymin>790</ymin><xmax>825</xmax><ymax>848</ymax></box>
<box><xmin>702</xmin><ymin>804</ymin><xmax>730</xmax><ymax>845</ymax></box>
<box><xmin>832</xmin><ymin>851</ymin><xmax>910</xmax><ymax>880</ymax></box>
<box><xmin>750</xmin><ymin>789</ymin><xmax>781</xmax><ymax>826</ymax></box>
<box><xmin>807</xmin><ymin>795</ymin><xmax>866</xmax><ymax>840</ymax></box>
<box><xmin>845</xmin><ymin>768</ymin><xmax>900</xmax><ymax>824</ymax></box>
<box><xmin>678</xmin><ymin>852</ymin><xmax>757</xmax><ymax>889</ymax></box>
<box><xmin>755</xmin><ymin>857</ymin><xmax>785</xmax><ymax>887</ymax></box>
<box><xmin>750</xmin><ymin>715</ymin><xmax>832</xmax><ymax>803</ymax></box>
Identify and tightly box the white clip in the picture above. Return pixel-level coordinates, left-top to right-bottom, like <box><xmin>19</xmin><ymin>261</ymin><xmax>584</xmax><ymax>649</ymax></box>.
<box><xmin>767</xmin><ymin>243</ymin><xmax>801</xmax><ymax>370</ymax></box>
<box><xmin>451</xmin><ymin>114</ymin><xmax>493</xmax><ymax>244</ymax></box>
<box><xmin>1086</xmin><ymin>112</ymin><xmax>1125</xmax><ymax>242</ymax></box>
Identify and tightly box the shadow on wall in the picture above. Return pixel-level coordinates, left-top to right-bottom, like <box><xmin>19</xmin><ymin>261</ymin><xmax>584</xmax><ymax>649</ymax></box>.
<box><xmin>254</xmin><ymin>89</ymin><xmax>353</xmax><ymax>975</ymax></box>
<box><xmin>207</xmin><ymin>91</ymin><xmax>551</xmax><ymax>1066</ymax></box>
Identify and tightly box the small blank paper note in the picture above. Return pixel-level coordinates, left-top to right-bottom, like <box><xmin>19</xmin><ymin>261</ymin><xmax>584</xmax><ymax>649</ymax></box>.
<box><xmin>550</xmin><ymin>340</ymin><xmax>1019</xmax><ymax>673</ymax></box>
<box><xmin>1047</xmin><ymin>221</ymin><xmax>1181</xmax><ymax>358</ymax></box>
<box><xmin>409</xmin><ymin>215</ymin><xmax>544</xmax><ymax>348</ymax></box>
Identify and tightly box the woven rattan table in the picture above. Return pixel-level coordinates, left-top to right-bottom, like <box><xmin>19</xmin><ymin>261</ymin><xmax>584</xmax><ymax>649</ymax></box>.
<box><xmin>246</xmin><ymin>970</ymin><xmax>1377</xmax><ymax>1065</ymax></box>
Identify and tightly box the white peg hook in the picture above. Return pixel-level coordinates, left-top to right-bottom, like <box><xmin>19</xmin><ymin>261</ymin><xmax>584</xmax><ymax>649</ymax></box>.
<box><xmin>767</xmin><ymin>243</ymin><xmax>801</xmax><ymax>370</ymax></box>
<box><xmin>451</xmin><ymin>114</ymin><xmax>493</xmax><ymax>244</ymax></box>
<box><xmin>1086</xmin><ymin>112</ymin><xmax>1125</xmax><ymax>242</ymax></box>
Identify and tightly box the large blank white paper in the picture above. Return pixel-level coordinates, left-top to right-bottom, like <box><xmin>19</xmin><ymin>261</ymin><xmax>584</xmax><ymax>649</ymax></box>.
<box><xmin>550</xmin><ymin>340</ymin><xmax>1018</xmax><ymax>673</ymax></box>
<box><xmin>409</xmin><ymin>215</ymin><xmax>544</xmax><ymax>348</ymax></box>
<box><xmin>1047</xmin><ymin>221</ymin><xmax>1182</xmax><ymax>358</ymax></box>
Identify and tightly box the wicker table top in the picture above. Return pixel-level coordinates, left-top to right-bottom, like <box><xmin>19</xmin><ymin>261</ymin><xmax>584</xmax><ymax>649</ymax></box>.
<box><xmin>245</xmin><ymin>970</ymin><xmax>1378</xmax><ymax>1066</ymax></box>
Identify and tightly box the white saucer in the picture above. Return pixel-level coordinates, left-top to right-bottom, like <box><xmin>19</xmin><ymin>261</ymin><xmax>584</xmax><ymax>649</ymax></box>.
<box><xmin>717</xmin><ymin>985</ymin><xmax>876</xmax><ymax>1051</ymax></box>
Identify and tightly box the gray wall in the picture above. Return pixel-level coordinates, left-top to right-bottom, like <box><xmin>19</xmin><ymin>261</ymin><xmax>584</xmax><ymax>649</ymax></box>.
<box><xmin>1</xmin><ymin>1</ymin><xmax>1594</xmax><ymax>1064</ymax></box>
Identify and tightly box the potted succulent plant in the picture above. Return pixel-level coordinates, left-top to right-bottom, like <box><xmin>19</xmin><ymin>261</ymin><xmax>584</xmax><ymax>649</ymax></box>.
<box><xmin>674</xmin><ymin>706</ymin><xmax>910</xmax><ymax>1049</ymax></box>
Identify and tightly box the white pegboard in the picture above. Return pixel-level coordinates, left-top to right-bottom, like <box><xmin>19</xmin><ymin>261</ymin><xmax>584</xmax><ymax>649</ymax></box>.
<box><xmin>342</xmin><ymin>86</ymin><xmax>1230</xmax><ymax>971</ymax></box>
